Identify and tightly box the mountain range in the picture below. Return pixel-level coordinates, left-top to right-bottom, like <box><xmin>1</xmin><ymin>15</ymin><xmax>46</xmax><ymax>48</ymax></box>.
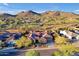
<box><xmin>0</xmin><ymin>10</ymin><xmax>79</xmax><ymax>31</ymax></box>
<box><xmin>0</xmin><ymin>10</ymin><xmax>79</xmax><ymax>18</ymax></box>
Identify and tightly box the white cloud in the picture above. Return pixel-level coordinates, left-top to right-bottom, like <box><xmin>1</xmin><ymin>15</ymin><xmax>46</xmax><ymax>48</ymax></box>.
<box><xmin>3</xmin><ymin>3</ymin><xmax>9</xmax><ymax>6</ymax></box>
<box><xmin>75</xmin><ymin>10</ymin><xmax>79</xmax><ymax>12</ymax></box>
<box><xmin>3</xmin><ymin>9</ymin><xmax>27</xmax><ymax>15</ymax></box>
<box><xmin>73</xmin><ymin>10</ymin><xmax>79</xmax><ymax>14</ymax></box>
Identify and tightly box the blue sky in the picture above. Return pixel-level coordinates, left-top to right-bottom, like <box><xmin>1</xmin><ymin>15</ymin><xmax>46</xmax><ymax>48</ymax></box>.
<box><xmin>0</xmin><ymin>3</ymin><xmax>79</xmax><ymax>14</ymax></box>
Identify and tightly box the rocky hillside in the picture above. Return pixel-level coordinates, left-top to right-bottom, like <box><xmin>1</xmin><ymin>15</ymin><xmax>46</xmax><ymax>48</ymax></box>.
<box><xmin>0</xmin><ymin>10</ymin><xmax>79</xmax><ymax>31</ymax></box>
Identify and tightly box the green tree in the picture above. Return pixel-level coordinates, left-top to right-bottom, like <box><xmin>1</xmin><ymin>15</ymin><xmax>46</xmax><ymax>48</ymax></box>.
<box><xmin>25</xmin><ymin>50</ymin><xmax>40</xmax><ymax>56</ymax></box>
<box><xmin>58</xmin><ymin>44</ymin><xmax>78</xmax><ymax>56</ymax></box>
<box><xmin>54</xmin><ymin>33</ymin><xmax>68</xmax><ymax>45</ymax></box>
<box><xmin>15</xmin><ymin>36</ymin><xmax>32</xmax><ymax>48</ymax></box>
<box><xmin>51</xmin><ymin>51</ymin><xmax>63</xmax><ymax>56</ymax></box>
<box><xmin>0</xmin><ymin>20</ymin><xmax>5</xmax><ymax>24</ymax></box>
<box><xmin>53</xmin><ymin>44</ymin><xmax>79</xmax><ymax>56</ymax></box>
<box><xmin>0</xmin><ymin>40</ymin><xmax>5</xmax><ymax>49</ymax></box>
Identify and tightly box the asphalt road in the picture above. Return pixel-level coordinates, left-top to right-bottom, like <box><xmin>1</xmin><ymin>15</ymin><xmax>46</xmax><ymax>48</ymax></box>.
<box><xmin>0</xmin><ymin>47</ymin><xmax>58</xmax><ymax>56</ymax></box>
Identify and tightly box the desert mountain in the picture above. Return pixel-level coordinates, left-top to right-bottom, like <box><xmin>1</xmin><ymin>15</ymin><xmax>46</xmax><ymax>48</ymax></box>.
<box><xmin>0</xmin><ymin>11</ymin><xmax>79</xmax><ymax>19</ymax></box>
<box><xmin>42</xmin><ymin>11</ymin><xmax>79</xmax><ymax>18</ymax></box>
<box><xmin>0</xmin><ymin>10</ymin><xmax>79</xmax><ymax>31</ymax></box>
<box><xmin>16</xmin><ymin>10</ymin><xmax>41</xmax><ymax>17</ymax></box>
<box><xmin>0</xmin><ymin>13</ymin><xmax>16</xmax><ymax>17</ymax></box>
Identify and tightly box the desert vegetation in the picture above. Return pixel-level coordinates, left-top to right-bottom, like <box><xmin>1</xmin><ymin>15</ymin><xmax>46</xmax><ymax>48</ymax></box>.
<box><xmin>0</xmin><ymin>11</ymin><xmax>79</xmax><ymax>56</ymax></box>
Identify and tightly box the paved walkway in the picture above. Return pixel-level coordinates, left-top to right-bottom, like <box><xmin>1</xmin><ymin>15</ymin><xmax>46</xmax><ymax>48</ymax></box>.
<box><xmin>0</xmin><ymin>46</ymin><xmax>57</xmax><ymax>56</ymax></box>
<box><xmin>27</xmin><ymin>46</ymin><xmax>57</xmax><ymax>51</ymax></box>
<box><xmin>19</xmin><ymin>47</ymin><xmax>57</xmax><ymax>56</ymax></box>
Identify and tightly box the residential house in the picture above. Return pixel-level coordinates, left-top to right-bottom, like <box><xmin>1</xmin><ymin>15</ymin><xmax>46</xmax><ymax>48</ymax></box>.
<box><xmin>59</xmin><ymin>30</ymin><xmax>77</xmax><ymax>42</ymax></box>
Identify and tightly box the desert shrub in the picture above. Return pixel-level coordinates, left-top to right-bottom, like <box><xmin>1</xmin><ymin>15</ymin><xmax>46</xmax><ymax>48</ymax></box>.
<box><xmin>0</xmin><ymin>40</ymin><xmax>6</xmax><ymax>49</ymax></box>
<box><xmin>0</xmin><ymin>20</ymin><xmax>5</xmax><ymax>24</ymax></box>
<box><xmin>25</xmin><ymin>50</ymin><xmax>40</xmax><ymax>56</ymax></box>
<box><xmin>24</xmin><ymin>38</ymin><xmax>32</xmax><ymax>47</ymax></box>
<box><xmin>61</xmin><ymin>44</ymin><xmax>79</xmax><ymax>56</ymax></box>
<box><xmin>54</xmin><ymin>33</ymin><xmax>68</xmax><ymax>45</ymax></box>
<box><xmin>51</xmin><ymin>50</ymin><xmax>63</xmax><ymax>56</ymax></box>
<box><xmin>15</xmin><ymin>40</ymin><xmax>23</xmax><ymax>48</ymax></box>
<box><xmin>54</xmin><ymin>28</ymin><xmax>79</xmax><ymax>55</ymax></box>
<box><xmin>55</xmin><ymin>44</ymin><xmax>79</xmax><ymax>56</ymax></box>
<box><xmin>15</xmin><ymin>36</ymin><xmax>32</xmax><ymax>48</ymax></box>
